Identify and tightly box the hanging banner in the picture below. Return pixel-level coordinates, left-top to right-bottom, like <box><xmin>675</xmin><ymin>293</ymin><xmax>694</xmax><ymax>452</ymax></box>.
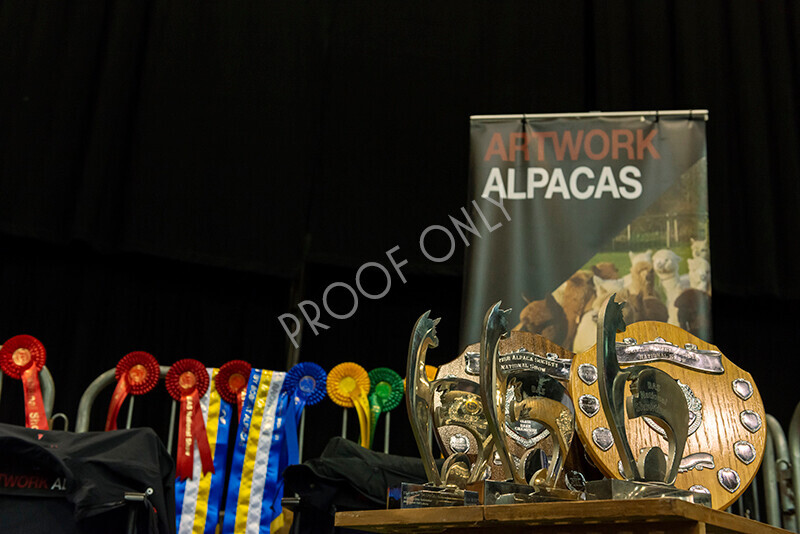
<box><xmin>461</xmin><ymin>111</ymin><xmax>711</xmax><ymax>352</ymax></box>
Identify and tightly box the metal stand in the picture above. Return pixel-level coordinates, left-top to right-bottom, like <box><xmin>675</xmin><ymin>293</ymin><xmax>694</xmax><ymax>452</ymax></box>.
<box><xmin>383</xmin><ymin>411</ymin><xmax>391</xmax><ymax>454</ymax></box>
<box><xmin>125</xmin><ymin>396</ymin><xmax>135</xmax><ymax>429</ymax></box>
<box><xmin>299</xmin><ymin>410</ymin><xmax>306</xmax><ymax>463</ymax></box>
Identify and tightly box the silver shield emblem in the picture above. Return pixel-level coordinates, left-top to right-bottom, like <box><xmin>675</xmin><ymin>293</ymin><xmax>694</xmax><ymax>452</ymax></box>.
<box><xmin>732</xmin><ymin>378</ymin><xmax>753</xmax><ymax>401</ymax></box>
<box><xmin>718</xmin><ymin>468</ymin><xmax>741</xmax><ymax>493</ymax></box>
<box><xmin>592</xmin><ymin>427</ymin><xmax>614</xmax><ymax>452</ymax></box>
<box><xmin>578</xmin><ymin>363</ymin><xmax>597</xmax><ymax>385</ymax></box>
<box><xmin>734</xmin><ymin>440</ymin><xmax>756</xmax><ymax>465</ymax></box>
<box><xmin>578</xmin><ymin>394</ymin><xmax>600</xmax><ymax>418</ymax></box>
<box><xmin>740</xmin><ymin>410</ymin><xmax>762</xmax><ymax>433</ymax></box>
<box><xmin>449</xmin><ymin>433</ymin><xmax>470</xmax><ymax>454</ymax></box>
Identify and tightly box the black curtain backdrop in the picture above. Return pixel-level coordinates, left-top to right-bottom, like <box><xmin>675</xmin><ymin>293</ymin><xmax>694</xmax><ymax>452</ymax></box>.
<box><xmin>1</xmin><ymin>1</ymin><xmax>799</xmax><ymax>462</ymax></box>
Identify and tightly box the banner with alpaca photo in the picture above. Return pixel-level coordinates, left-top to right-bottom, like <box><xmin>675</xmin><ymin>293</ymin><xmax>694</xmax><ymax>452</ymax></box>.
<box><xmin>461</xmin><ymin>111</ymin><xmax>711</xmax><ymax>352</ymax></box>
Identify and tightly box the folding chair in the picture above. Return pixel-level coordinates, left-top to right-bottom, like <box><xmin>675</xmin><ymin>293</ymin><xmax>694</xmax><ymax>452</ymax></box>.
<box><xmin>762</xmin><ymin>414</ymin><xmax>797</xmax><ymax>531</ymax></box>
<box><xmin>729</xmin><ymin>412</ymin><xmax>797</xmax><ymax>531</ymax></box>
<box><xmin>75</xmin><ymin>365</ymin><xmax>178</xmax><ymax>452</ymax></box>
<box><xmin>790</xmin><ymin>402</ymin><xmax>800</xmax><ymax>532</ymax></box>
<box><xmin>74</xmin><ymin>365</ymin><xmax>179</xmax><ymax>533</ymax></box>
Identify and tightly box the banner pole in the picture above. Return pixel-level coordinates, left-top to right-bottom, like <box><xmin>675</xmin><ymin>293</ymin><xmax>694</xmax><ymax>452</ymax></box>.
<box><xmin>470</xmin><ymin>109</ymin><xmax>708</xmax><ymax>121</ymax></box>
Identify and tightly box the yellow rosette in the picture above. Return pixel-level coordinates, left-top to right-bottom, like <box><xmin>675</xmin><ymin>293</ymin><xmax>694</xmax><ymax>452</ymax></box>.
<box><xmin>327</xmin><ymin>362</ymin><xmax>372</xmax><ymax>448</ymax></box>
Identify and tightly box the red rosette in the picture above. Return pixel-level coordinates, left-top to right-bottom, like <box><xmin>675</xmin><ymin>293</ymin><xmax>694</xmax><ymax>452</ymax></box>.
<box><xmin>0</xmin><ymin>335</ymin><xmax>49</xmax><ymax>430</ymax></box>
<box><xmin>116</xmin><ymin>351</ymin><xmax>160</xmax><ymax>395</ymax></box>
<box><xmin>105</xmin><ymin>351</ymin><xmax>160</xmax><ymax>431</ymax></box>
<box><xmin>165</xmin><ymin>358</ymin><xmax>209</xmax><ymax>400</ymax></box>
<box><xmin>165</xmin><ymin>359</ymin><xmax>214</xmax><ymax>480</ymax></box>
<box><xmin>0</xmin><ymin>335</ymin><xmax>46</xmax><ymax>378</ymax></box>
<box><xmin>214</xmin><ymin>360</ymin><xmax>251</xmax><ymax>420</ymax></box>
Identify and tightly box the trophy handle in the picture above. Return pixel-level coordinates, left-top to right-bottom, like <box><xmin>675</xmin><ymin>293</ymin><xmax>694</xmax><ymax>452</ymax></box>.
<box><xmin>432</xmin><ymin>379</ymin><xmax>494</xmax><ymax>485</ymax></box>
<box><xmin>467</xmin><ymin>433</ymin><xmax>495</xmax><ymax>485</ymax></box>
<box><xmin>625</xmin><ymin>366</ymin><xmax>690</xmax><ymax>485</ymax></box>
<box><xmin>480</xmin><ymin>302</ymin><xmax>525</xmax><ymax>484</ymax></box>
<box><xmin>514</xmin><ymin>396</ymin><xmax>574</xmax><ymax>488</ymax></box>
<box><xmin>441</xmin><ymin>452</ymin><xmax>472</xmax><ymax>488</ymax></box>
<box><xmin>406</xmin><ymin>311</ymin><xmax>443</xmax><ymax>486</ymax></box>
<box><xmin>595</xmin><ymin>294</ymin><xmax>640</xmax><ymax>480</ymax></box>
<box><xmin>432</xmin><ymin>405</ymin><xmax>496</xmax><ymax>485</ymax></box>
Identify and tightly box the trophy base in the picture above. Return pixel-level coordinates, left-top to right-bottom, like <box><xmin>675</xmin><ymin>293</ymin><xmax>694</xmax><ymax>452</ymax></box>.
<box><xmin>483</xmin><ymin>480</ymin><xmax>585</xmax><ymax>505</ymax></box>
<box><xmin>584</xmin><ymin>479</ymin><xmax>712</xmax><ymax>507</ymax></box>
<box><xmin>387</xmin><ymin>483</ymin><xmax>480</xmax><ymax>509</ymax></box>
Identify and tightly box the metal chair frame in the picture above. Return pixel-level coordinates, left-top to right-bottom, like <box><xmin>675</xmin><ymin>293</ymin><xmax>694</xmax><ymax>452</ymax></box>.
<box><xmin>0</xmin><ymin>365</ymin><xmax>56</xmax><ymax>419</ymax></box>
<box><xmin>75</xmin><ymin>365</ymin><xmax>177</xmax><ymax>454</ymax></box>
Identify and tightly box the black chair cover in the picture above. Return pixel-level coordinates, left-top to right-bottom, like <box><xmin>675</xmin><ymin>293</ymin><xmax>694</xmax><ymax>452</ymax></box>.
<box><xmin>284</xmin><ymin>437</ymin><xmax>434</xmax><ymax>534</ymax></box>
<box><xmin>0</xmin><ymin>422</ymin><xmax>175</xmax><ymax>534</ymax></box>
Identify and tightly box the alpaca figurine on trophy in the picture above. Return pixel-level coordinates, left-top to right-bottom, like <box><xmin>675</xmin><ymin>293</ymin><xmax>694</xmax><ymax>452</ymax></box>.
<box><xmin>480</xmin><ymin>302</ymin><xmax>583</xmax><ymax>504</ymax></box>
<box><xmin>389</xmin><ymin>311</ymin><xmax>491</xmax><ymax>508</ymax></box>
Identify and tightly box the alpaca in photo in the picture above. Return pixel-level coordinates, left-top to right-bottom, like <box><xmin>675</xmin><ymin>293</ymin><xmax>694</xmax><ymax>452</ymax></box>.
<box><xmin>592</xmin><ymin>262</ymin><xmax>620</xmax><ymax>280</ymax></box>
<box><xmin>624</xmin><ymin>291</ymin><xmax>669</xmax><ymax>324</ymax></box>
<box><xmin>551</xmin><ymin>279</ymin><xmax>568</xmax><ymax>308</ymax></box>
<box><xmin>626</xmin><ymin>260</ymin><xmax>657</xmax><ymax>297</ymax></box>
<box><xmin>641</xmin><ymin>294</ymin><xmax>669</xmax><ymax>322</ymax></box>
<box><xmin>629</xmin><ymin>250</ymin><xmax>654</xmax><ymax>265</ymax></box>
<box><xmin>688</xmin><ymin>257</ymin><xmax>711</xmax><ymax>294</ymax></box>
<box><xmin>623</xmin><ymin>250</ymin><xmax>653</xmax><ymax>290</ymax></box>
<box><xmin>691</xmin><ymin>238</ymin><xmax>710</xmax><ymax>261</ymax></box>
<box><xmin>652</xmin><ymin>248</ymin><xmax>688</xmax><ymax>325</ymax></box>
<box><xmin>583</xmin><ymin>262</ymin><xmax>620</xmax><ymax>311</ymax></box>
<box><xmin>573</xmin><ymin>309</ymin><xmax>599</xmax><ymax>353</ymax></box>
<box><xmin>594</xmin><ymin>275</ymin><xmax>625</xmax><ymax>304</ymax></box>
<box><xmin>617</xmin><ymin>260</ymin><xmax>666</xmax><ymax>324</ymax></box>
<box><xmin>573</xmin><ymin>275</ymin><xmax>624</xmax><ymax>352</ymax></box>
<box><xmin>675</xmin><ymin>288</ymin><xmax>712</xmax><ymax>340</ymax></box>
<box><xmin>514</xmin><ymin>293</ymin><xmax>568</xmax><ymax>346</ymax></box>
<box><xmin>560</xmin><ymin>271</ymin><xmax>596</xmax><ymax>351</ymax></box>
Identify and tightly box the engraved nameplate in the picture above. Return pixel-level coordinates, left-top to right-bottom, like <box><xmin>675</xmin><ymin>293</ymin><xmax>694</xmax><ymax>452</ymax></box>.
<box><xmin>616</xmin><ymin>338</ymin><xmax>724</xmax><ymax>374</ymax></box>
<box><xmin>387</xmin><ymin>483</ymin><xmax>480</xmax><ymax>509</ymax></box>
<box><xmin>464</xmin><ymin>350</ymin><xmax>571</xmax><ymax>380</ymax></box>
<box><xmin>504</xmin><ymin>388</ymin><xmax>549</xmax><ymax>448</ymax></box>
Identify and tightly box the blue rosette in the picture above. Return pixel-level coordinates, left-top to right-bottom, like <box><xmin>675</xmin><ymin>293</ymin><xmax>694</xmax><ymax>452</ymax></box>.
<box><xmin>284</xmin><ymin>361</ymin><xmax>327</xmax><ymax>405</ymax></box>
<box><xmin>265</xmin><ymin>362</ymin><xmax>328</xmax><ymax>526</ymax></box>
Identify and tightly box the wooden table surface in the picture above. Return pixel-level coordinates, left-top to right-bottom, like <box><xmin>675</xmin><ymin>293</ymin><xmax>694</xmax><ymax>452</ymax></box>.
<box><xmin>336</xmin><ymin>498</ymin><xmax>790</xmax><ymax>534</ymax></box>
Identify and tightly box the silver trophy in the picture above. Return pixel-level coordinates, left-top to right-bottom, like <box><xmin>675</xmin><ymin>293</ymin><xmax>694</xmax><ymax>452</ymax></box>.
<box><xmin>389</xmin><ymin>311</ymin><xmax>487</xmax><ymax>508</ymax></box>
<box><xmin>436</xmin><ymin>337</ymin><xmax>574</xmax><ymax>483</ymax></box>
<box><xmin>480</xmin><ymin>302</ymin><xmax>583</xmax><ymax>504</ymax></box>
<box><xmin>585</xmin><ymin>294</ymin><xmax>710</xmax><ymax>505</ymax></box>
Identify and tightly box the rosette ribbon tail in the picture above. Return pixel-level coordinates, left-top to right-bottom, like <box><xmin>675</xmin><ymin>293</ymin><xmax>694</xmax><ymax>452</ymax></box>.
<box><xmin>237</xmin><ymin>388</ymin><xmax>246</xmax><ymax>422</ymax></box>
<box><xmin>105</xmin><ymin>374</ymin><xmax>129</xmax><ymax>431</ymax></box>
<box><xmin>22</xmin><ymin>367</ymin><xmax>48</xmax><ymax>430</ymax></box>
<box><xmin>177</xmin><ymin>390</ymin><xmax>215</xmax><ymax>479</ymax></box>
<box><xmin>349</xmin><ymin>388</ymin><xmax>371</xmax><ymax>448</ymax></box>
<box><xmin>368</xmin><ymin>393</ymin><xmax>382</xmax><ymax>449</ymax></box>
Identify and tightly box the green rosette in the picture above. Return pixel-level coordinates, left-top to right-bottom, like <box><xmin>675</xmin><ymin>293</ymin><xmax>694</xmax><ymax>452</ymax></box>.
<box><xmin>367</xmin><ymin>367</ymin><xmax>404</xmax><ymax>449</ymax></box>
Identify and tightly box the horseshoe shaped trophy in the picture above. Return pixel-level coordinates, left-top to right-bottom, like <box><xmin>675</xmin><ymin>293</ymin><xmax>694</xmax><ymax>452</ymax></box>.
<box><xmin>584</xmin><ymin>294</ymin><xmax>711</xmax><ymax>505</ymax></box>
<box><xmin>480</xmin><ymin>302</ymin><xmax>583</xmax><ymax>504</ymax></box>
<box><xmin>388</xmin><ymin>311</ymin><xmax>486</xmax><ymax>508</ymax></box>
